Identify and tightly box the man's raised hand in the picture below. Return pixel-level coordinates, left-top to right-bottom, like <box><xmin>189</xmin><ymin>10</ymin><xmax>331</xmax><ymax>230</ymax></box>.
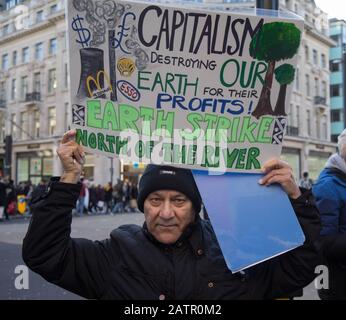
<box><xmin>57</xmin><ymin>130</ymin><xmax>85</xmax><ymax>184</ymax></box>
<box><xmin>259</xmin><ymin>159</ymin><xmax>301</xmax><ymax>200</ymax></box>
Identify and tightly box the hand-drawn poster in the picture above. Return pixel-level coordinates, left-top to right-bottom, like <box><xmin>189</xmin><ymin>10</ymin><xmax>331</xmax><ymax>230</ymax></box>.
<box><xmin>67</xmin><ymin>0</ymin><xmax>304</xmax><ymax>173</ymax></box>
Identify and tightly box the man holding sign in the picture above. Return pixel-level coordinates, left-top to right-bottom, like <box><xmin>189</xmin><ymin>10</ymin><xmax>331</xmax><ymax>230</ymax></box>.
<box><xmin>22</xmin><ymin>130</ymin><xmax>321</xmax><ymax>300</ymax></box>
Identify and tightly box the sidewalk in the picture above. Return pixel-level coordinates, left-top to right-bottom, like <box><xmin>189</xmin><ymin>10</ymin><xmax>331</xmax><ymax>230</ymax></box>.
<box><xmin>0</xmin><ymin>214</ymin><xmax>30</xmax><ymax>222</ymax></box>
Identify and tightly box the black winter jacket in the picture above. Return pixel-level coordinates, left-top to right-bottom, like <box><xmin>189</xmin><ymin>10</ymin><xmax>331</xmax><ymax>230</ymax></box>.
<box><xmin>22</xmin><ymin>179</ymin><xmax>321</xmax><ymax>300</ymax></box>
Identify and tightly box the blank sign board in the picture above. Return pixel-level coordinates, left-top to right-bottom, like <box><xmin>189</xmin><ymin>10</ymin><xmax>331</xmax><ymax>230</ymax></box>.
<box><xmin>193</xmin><ymin>171</ymin><xmax>305</xmax><ymax>273</ymax></box>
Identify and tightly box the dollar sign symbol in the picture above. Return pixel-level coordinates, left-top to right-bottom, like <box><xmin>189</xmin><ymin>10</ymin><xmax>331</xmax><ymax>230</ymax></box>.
<box><xmin>72</xmin><ymin>15</ymin><xmax>91</xmax><ymax>48</ymax></box>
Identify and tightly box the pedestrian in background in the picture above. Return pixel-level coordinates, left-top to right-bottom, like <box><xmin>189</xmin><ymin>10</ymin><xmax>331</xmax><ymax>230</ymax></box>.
<box><xmin>95</xmin><ymin>184</ymin><xmax>105</xmax><ymax>213</ymax></box>
<box><xmin>313</xmin><ymin>129</ymin><xmax>346</xmax><ymax>299</ymax></box>
<box><xmin>129</xmin><ymin>181</ymin><xmax>139</xmax><ymax>213</ymax></box>
<box><xmin>76</xmin><ymin>178</ymin><xmax>86</xmax><ymax>216</ymax></box>
<box><xmin>299</xmin><ymin>172</ymin><xmax>313</xmax><ymax>190</ymax></box>
<box><xmin>88</xmin><ymin>185</ymin><xmax>98</xmax><ymax>213</ymax></box>
<box><xmin>5</xmin><ymin>179</ymin><xmax>16</xmax><ymax>218</ymax></box>
<box><xmin>0</xmin><ymin>177</ymin><xmax>7</xmax><ymax>221</ymax></box>
<box><xmin>104</xmin><ymin>182</ymin><xmax>113</xmax><ymax>214</ymax></box>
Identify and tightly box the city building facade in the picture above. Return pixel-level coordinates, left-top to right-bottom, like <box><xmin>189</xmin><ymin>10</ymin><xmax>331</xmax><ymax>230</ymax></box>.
<box><xmin>329</xmin><ymin>18</ymin><xmax>346</xmax><ymax>143</ymax></box>
<box><xmin>0</xmin><ymin>0</ymin><xmax>124</xmax><ymax>185</ymax></box>
<box><xmin>0</xmin><ymin>0</ymin><xmax>338</xmax><ymax>185</ymax></box>
<box><xmin>200</xmin><ymin>0</ymin><xmax>337</xmax><ymax>180</ymax></box>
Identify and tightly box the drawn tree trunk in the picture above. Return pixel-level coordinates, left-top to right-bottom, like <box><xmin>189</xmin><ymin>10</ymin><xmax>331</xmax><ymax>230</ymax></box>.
<box><xmin>252</xmin><ymin>60</ymin><xmax>275</xmax><ymax>119</ymax></box>
<box><xmin>273</xmin><ymin>64</ymin><xmax>295</xmax><ymax>116</ymax></box>
<box><xmin>273</xmin><ymin>84</ymin><xmax>288</xmax><ymax>116</ymax></box>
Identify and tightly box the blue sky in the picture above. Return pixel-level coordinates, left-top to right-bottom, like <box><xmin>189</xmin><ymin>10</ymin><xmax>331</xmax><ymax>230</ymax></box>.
<box><xmin>314</xmin><ymin>0</ymin><xmax>346</xmax><ymax>20</ymax></box>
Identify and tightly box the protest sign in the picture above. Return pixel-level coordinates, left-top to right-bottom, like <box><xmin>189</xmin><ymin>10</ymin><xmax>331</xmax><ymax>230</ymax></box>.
<box><xmin>67</xmin><ymin>0</ymin><xmax>304</xmax><ymax>173</ymax></box>
<box><xmin>194</xmin><ymin>171</ymin><xmax>305</xmax><ymax>272</ymax></box>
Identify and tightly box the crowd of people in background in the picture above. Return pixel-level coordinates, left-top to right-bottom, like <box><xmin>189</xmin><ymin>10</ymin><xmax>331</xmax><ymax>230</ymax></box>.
<box><xmin>0</xmin><ymin>170</ymin><xmax>316</xmax><ymax>222</ymax></box>
<box><xmin>76</xmin><ymin>178</ymin><xmax>140</xmax><ymax>216</ymax></box>
<box><xmin>0</xmin><ymin>168</ymin><xmax>329</xmax><ymax>224</ymax></box>
<box><xmin>0</xmin><ymin>177</ymin><xmax>18</xmax><ymax>221</ymax></box>
<box><xmin>0</xmin><ymin>177</ymin><xmax>140</xmax><ymax>221</ymax></box>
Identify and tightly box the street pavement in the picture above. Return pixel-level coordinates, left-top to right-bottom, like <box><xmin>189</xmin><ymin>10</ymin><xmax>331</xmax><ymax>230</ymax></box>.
<box><xmin>0</xmin><ymin>213</ymin><xmax>145</xmax><ymax>300</ymax></box>
<box><xmin>0</xmin><ymin>213</ymin><xmax>319</xmax><ymax>300</ymax></box>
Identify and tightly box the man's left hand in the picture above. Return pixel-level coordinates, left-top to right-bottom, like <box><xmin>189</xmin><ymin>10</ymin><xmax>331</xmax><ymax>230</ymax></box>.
<box><xmin>259</xmin><ymin>159</ymin><xmax>301</xmax><ymax>200</ymax></box>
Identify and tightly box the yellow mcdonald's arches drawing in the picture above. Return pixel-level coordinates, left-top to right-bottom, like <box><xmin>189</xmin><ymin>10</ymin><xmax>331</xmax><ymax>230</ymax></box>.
<box><xmin>86</xmin><ymin>70</ymin><xmax>113</xmax><ymax>98</ymax></box>
<box><xmin>117</xmin><ymin>58</ymin><xmax>136</xmax><ymax>77</ymax></box>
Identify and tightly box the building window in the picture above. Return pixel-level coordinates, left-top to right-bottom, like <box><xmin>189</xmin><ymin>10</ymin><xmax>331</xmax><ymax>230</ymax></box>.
<box><xmin>12</xmin><ymin>51</ymin><xmax>17</xmax><ymax>66</ymax></box>
<box><xmin>48</xmin><ymin>107</ymin><xmax>56</xmax><ymax>136</ymax></box>
<box><xmin>331</xmin><ymin>109</ymin><xmax>343</xmax><ymax>122</ymax></box>
<box><xmin>22</xmin><ymin>47</ymin><xmax>29</xmax><ymax>64</ymax></box>
<box><xmin>331</xmin><ymin>61</ymin><xmax>340</xmax><ymax>72</ymax></box>
<box><xmin>307</xmin><ymin>110</ymin><xmax>311</xmax><ymax>136</ymax></box>
<box><xmin>50</xmin><ymin>4</ymin><xmax>58</xmax><ymax>14</ymax></box>
<box><xmin>0</xmin><ymin>81</ymin><xmax>4</xmax><ymax>92</ymax></box>
<box><xmin>304</xmin><ymin>45</ymin><xmax>309</xmax><ymax>62</ymax></box>
<box><xmin>321</xmin><ymin>81</ymin><xmax>327</xmax><ymax>98</ymax></box>
<box><xmin>0</xmin><ymin>81</ymin><xmax>5</xmax><ymax>102</ymax></box>
<box><xmin>331</xmin><ymin>84</ymin><xmax>341</xmax><ymax>97</ymax></box>
<box><xmin>35</xmin><ymin>42</ymin><xmax>43</xmax><ymax>61</ymax></box>
<box><xmin>20</xmin><ymin>76</ymin><xmax>28</xmax><ymax>100</ymax></box>
<box><xmin>294</xmin><ymin>68</ymin><xmax>300</xmax><ymax>90</ymax></box>
<box><xmin>288</xmin><ymin>103</ymin><xmax>294</xmax><ymax>126</ymax></box>
<box><xmin>48</xmin><ymin>69</ymin><xmax>57</xmax><ymax>93</ymax></box>
<box><xmin>2</xmin><ymin>54</ymin><xmax>9</xmax><ymax>71</ymax></box>
<box><xmin>36</xmin><ymin>10</ymin><xmax>44</xmax><ymax>23</ymax></box>
<box><xmin>49</xmin><ymin>38</ymin><xmax>57</xmax><ymax>55</ymax></box>
<box><xmin>3</xmin><ymin>24</ymin><xmax>9</xmax><ymax>36</ymax></box>
<box><xmin>64</xmin><ymin>63</ymin><xmax>68</xmax><ymax>88</ymax></box>
<box><xmin>11</xmin><ymin>113</ymin><xmax>16</xmax><ymax>139</ymax></box>
<box><xmin>6</xmin><ymin>0</ymin><xmax>20</xmax><ymax>10</ymax></box>
<box><xmin>322</xmin><ymin>115</ymin><xmax>328</xmax><ymax>140</ymax></box>
<box><xmin>321</xmin><ymin>54</ymin><xmax>326</xmax><ymax>68</ymax></box>
<box><xmin>20</xmin><ymin>111</ymin><xmax>28</xmax><ymax>140</ymax></box>
<box><xmin>281</xmin><ymin>148</ymin><xmax>301</xmax><ymax>181</ymax></box>
<box><xmin>296</xmin><ymin>105</ymin><xmax>300</xmax><ymax>130</ymax></box>
<box><xmin>314</xmin><ymin>78</ymin><xmax>319</xmax><ymax>96</ymax></box>
<box><xmin>306</xmin><ymin>74</ymin><xmax>310</xmax><ymax>96</ymax></box>
<box><xmin>34</xmin><ymin>110</ymin><xmax>40</xmax><ymax>138</ymax></box>
<box><xmin>313</xmin><ymin>49</ymin><xmax>318</xmax><ymax>65</ymax></box>
<box><xmin>17</xmin><ymin>157</ymin><xmax>29</xmax><ymax>183</ymax></box>
<box><xmin>331</xmin><ymin>35</ymin><xmax>341</xmax><ymax>46</ymax></box>
<box><xmin>308</xmin><ymin>151</ymin><xmax>331</xmax><ymax>180</ymax></box>
<box><xmin>0</xmin><ymin>118</ymin><xmax>6</xmax><ymax>141</ymax></box>
<box><xmin>33</xmin><ymin>72</ymin><xmax>41</xmax><ymax>92</ymax></box>
<box><xmin>11</xmin><ymin>78</ymin><xmax>16</xmax><ymax>100</ymax></box>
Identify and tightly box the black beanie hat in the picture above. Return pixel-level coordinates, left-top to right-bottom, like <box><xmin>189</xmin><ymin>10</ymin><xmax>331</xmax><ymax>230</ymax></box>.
<box><xmin>137</xmin><ymin>165</ymin><xmax>202</xmax><ymax>213</ymax></box>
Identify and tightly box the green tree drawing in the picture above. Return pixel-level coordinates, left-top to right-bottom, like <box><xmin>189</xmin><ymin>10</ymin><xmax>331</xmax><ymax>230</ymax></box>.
<box><xmin>273</xmin><ymin>64</ymin><xmax>295</xmax><ymax>116</ymax></box>
<box><xmin>249</xmin><ymin>22</ymin><xmax>301</xmax><ymax>119</ymax></box>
